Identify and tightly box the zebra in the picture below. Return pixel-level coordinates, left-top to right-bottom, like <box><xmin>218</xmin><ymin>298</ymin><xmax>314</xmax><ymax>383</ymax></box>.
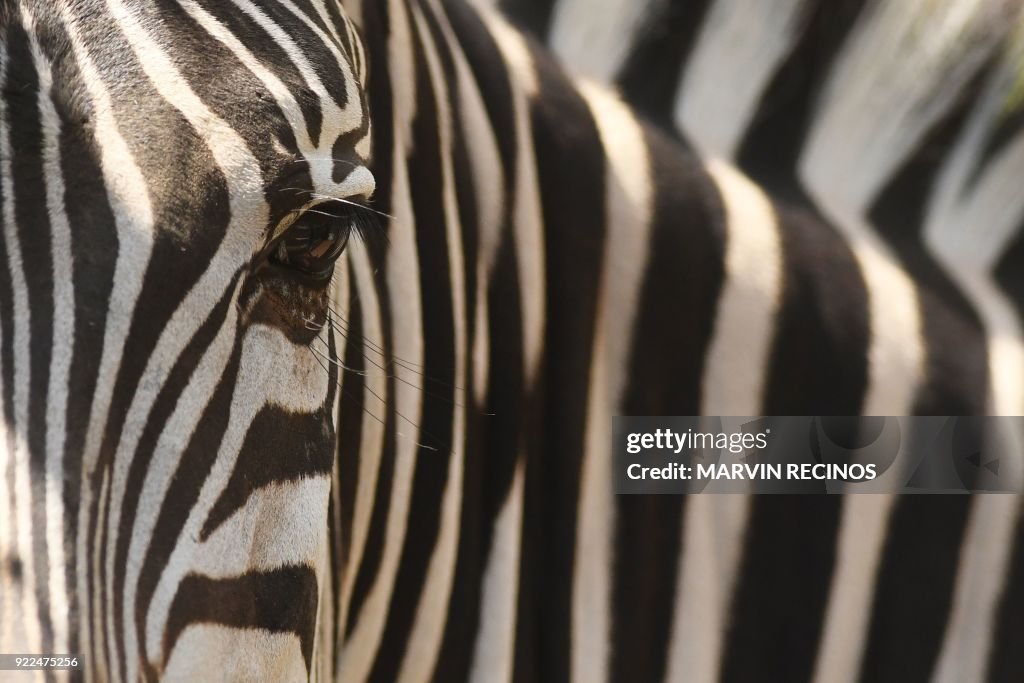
<box><xmin>0</xmin><ymin>1</ymin><xmax>1021</xmax><ymax>683</ymax></box>
<box><xmin>492</xmin><ymin>0</ymin><xmax>1024</xmax><ymax>420</ymax></box>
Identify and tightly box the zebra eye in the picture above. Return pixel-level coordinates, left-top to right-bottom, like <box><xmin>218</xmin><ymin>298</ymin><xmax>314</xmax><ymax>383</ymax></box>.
<box><xmin>270</xmin><ymin>210</ymin><xmax>352</xmax><ymax>281</ymax></box>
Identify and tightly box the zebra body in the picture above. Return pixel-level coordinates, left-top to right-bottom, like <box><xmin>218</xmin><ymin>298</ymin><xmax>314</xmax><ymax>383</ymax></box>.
<box><xmin>494</xmin><ymin>0</ymin><xmax>1024</xmax><ymax>418</ymax></box>
<box><xmin>0</xmin><ymin>0</ymin><xmax>1021</xmax><ymax>681</ymax></box>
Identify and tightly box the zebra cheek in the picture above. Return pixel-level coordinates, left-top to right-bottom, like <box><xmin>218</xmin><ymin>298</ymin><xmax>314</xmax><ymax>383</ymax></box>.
<box><xmin>240</xmin><ymin>267</ymin><xmax>333</xmax><ymax>346</ymax></box>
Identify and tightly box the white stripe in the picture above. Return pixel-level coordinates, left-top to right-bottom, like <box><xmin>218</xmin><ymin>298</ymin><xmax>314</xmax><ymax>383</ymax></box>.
<box><xmin>571</xmin><ymin>81</ymin><xmax>655</xmax><ymax>683</ymax></box>
<box><xmin>811</xmin><ymin>494</ymin><xmax>898</xmax><ymax>683</ymax></box>
<box><xmin>825</xmin><ymin>220</ymin><xmax>923</xmax><ymax>416</ymax></box>
<box><xmin>190</xmin><ymin>477</ymin><xmax>333</xmax><ymax>579</ymax></box>
<box><xmin>427</xmin><ymin>0</ymin><xmax>503</xmax><ymax>409</ymax></box>
<box><xmin>456</xmin><ymin>10</ymin><xmax>530</xmax><ymax>679</ymax></box>
<box><xmin>548</xmin><ymin>0</ymin><xmax>655</xmax><ymax>82</ymax></box>
<box><xmin>90</xmin><ymin>469</ymin><xmax>111</xmax><ymax>683</ymax></box>
<box><xmin>801</xmin><ymin>0</ymin><xmax>1010</xmax><ymax>215</ymax></box>
<box><xmin>317</xmin><ymin>282</ymin><xmax>346</xmax><ymax>683</ymax></box>
<box><xmin>664</xmin><ymin>495</ymin><xmax>751</xmax><ymax>683</ymax></box>
<box><xmin>343</xmin><ymin>0</ymin><xmax>367</xmax><ymax>42</ymax></box>
<box><xmin>176</xmin><ymin>1</ymin><xmax>374</xmax><ymax>197</ymax></box>
<box><xmin>932</xmin><ymin>496</ymin><xmax>1022</xmax><ymax>683</ymax></box>
<box><xmin>483</xmin><ymin>9</ymin><xmax>546</xmax><ymax>387</ymax></box>
<box><xmin>25</xmin><ymin>8</ymin><xmax>72</xmax><ymax>654</ymax></box>
<box><xmin>310</xmin><ymin>0</ymin><xmax>353</xmax><ymax>64</ymax></box>
<box><xmin>163</xmin><ymin>625</ymin><xmax>307</xmax><ymax>683</ymax></box>
<box><xmin>677</xmin><ymin>0</ymin><xmax>807</xmax><ymax>160</ymax></box>
<box><xmin>333</xmin><ymin>242</ymin><xmax>387</xmax><ymax>648</ymax></box>
<box><xmin>395</xmin><ymin>3</ymin><xmax>469</xmax><ymax>679</ymax></box>
<box><xmin>468</xmin><ymin>461</ymin><xmax>524</xmax><ymax>683</ymax></box>
<box><xmin>272</xmin><ymin>0</ymin><xmax>353</xmax><ymax>79</ymax></box>
<box><xmin>668</xmin><ymin>160</ymin><xmax>775</xmax><ymax>683</ymax></box>
<box><xmin>226</xmin><ymin>0</ymin><xmax>345</xmax><ymax>113</ymax></box>
<box><xmin>269</xmin><ymin>0</ymin><xmax>376</xmax><ymax>175</ymax></box>
<box><xmin>336</xmin><ymin>0</ymin><xmax>424</xmax><ymax>678</ymax></box>
<box><xmin>314</xmin><ymin>259</ymin><xmax>353</xmax><ymax>683</ymax></box>
<box><xmin>701</xmin><ymin>159</ymin><xmax>783</xmax><ymax>415</ymax></box>
<box><xmin>143</xmin><ymin>322</ymin><xmax>332</xmax><ymax>663</ymax></box>
<box><xmin>929</xmin><ymin>265</ymin><xmax>1024</xmax><ymax>482</ymax></box>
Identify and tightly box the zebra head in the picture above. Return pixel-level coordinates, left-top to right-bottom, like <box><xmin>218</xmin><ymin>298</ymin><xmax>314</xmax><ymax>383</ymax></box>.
<box><xmin>0</xmin><ymin>0</ymin><xmax>376</xmax><ymax>677</ymax></box>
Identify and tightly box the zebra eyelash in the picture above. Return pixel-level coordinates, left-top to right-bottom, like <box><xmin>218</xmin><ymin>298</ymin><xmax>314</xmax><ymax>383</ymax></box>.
<box><xmin>267</xmin><ymin>197</ymin><xmax>384</xmax><ymax>249</ymax></box>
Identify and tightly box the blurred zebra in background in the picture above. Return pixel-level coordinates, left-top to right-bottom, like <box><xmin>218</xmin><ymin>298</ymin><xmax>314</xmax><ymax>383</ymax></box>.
<box><xmin>491</xmin><ymin>0</ymin><xmax>1024</xmax><ymax>418</ymax></box>
<box><xmin>484</xmin><ymin>1</ymin><xmax>1024</xmax><ymax>681</ymax></box>
<box><xmin>0</xmin><ymin>0</ymin><xmax>1021</xmax><ymax>681</ymax></box>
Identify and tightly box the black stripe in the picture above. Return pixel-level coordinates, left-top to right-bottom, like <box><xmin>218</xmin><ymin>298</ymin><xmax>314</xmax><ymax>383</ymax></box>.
<box><xmin>332</xmin><ymin>268</ymin><xmax>365</xmax><ymax>675</ymax></box>
<box><xmin>970</xmin><ymin>33</ymin><xmax>1024</xmax><ymax>188</ymax></box>
<box><xmin>434</xmin><ymin>2</ymin><xmax>526</xmax><ymax>680</ymax></box>
<box><xmin>330</xmin><ymin>110</ymin><xmax>372</xmax><ymax>187</ymax></box>
<box><xmin>7</xmin><ymin>18</ymin><xmax>56</xmax><ymax>660</ymax></box>
<box><xmin>341</xmin><ymin>0</ymin><xmax>399</xmax><ymax>643</ymax></box>
<box><xmin>734</xmin><ymin>0</ymin><xmax>872</xmax><ymax>416</ymax></box>
<box><xmin>514</xmin><ymin>39</ymin><xmax>608</xmax><ymax>683</ymax></box>
<box><xmin>77</xmin><ymin>483</ymin><xmax>100</xmax><ymax>674</ymax></box>
<box><xmin>610</xmin><ymin>124</ymin><xmax>727</xmax><ymax>683</ymax></box>
<box><xmin>971</xmin><ymin>99</ymin><xmax>1024</xmax><ymax>189</ymax></box>
<box><xmin>614</xmin><ymin>0</ymin><xmax>713</xmax><ymax>133</ymax></box>
<box><xmin>156</xmin><ymin>0</ymin><xmax>319</xmax><ymax>212</ymax></box>
<box><xmin>199</xmin><ymin>292</ymin><xmax>340</xmax><ymax>539</ymax></box>
<box><xmin>736</xmin><ymin>0</ymin><xmax>870</xmax><ymax>202</ymax></box>
<box><xmin>163</xmin><ymin>565</ymin><xmax>319</xmax><ymax>672</ymax></box>
<box><xmin>415</xmin><ymin>3</ymin><xmax>491</xmax><ymax>681</ymax></box>
<box><xmin>368</xmin><ymin>3</ymin><xmax>458</xmax><ymax>678</ymax></box>
<box><xmin>194</xmin><ymin>0</ymin><xmax>323</xmax><ymax>150</ymax></box>
<box><xmin>610</xmin><ymin>498</ymin><xmax>684</xmax><ymax>683</ymax></box>
<box><xmin>76</xmin><ymin>0</ymin><xmax>233</xmax><ymax>490</ymax></box>
<box><xmin>623</xmin><ymin>126</ymin><xmax>726</xmax><ymax>417</ymax></box>
<box><xmin>762</xmin><ymin>202</ymin><xmax>870</xmax><ymax>415</ymax></box>
<box><xmin>133</xmin><ymin>333</ymin><xmax>245</xmax><ymax>668</ymax></box>
<box><xmin>326</xmin><ymin>466</ymin><xmax>340</xmax><ymax>679</ymax></box>
<box><xmin>262</xmin><ymin>0</ymin><xmax>351</xmax><ymax>114</ymax></box>
<box><xmin>721</xmin><ymin>497</ymin><xmax>842</xmax><ymax>683</ymax></box>
<box><xmin>288</xmin><ymin>0</ymin><xmax>335</xmax><ymax>39</ymax></box>
<box><xmin>189</xmin><ymin>0</ymin><xmax>349</xmax><ymax>143</ymax></box>
<box><xmin>110</xmin><ymin>273</ymin><xmax>241</xmax><ymax>682</ymax></box>
<box><xmin>859</xmin><ymin>496</ymin><xmax>972</xmax><ymax>683</ymax></box>
<box><xmin>497</xmin><ymin>0</ymin><xmax>556</xmax><ymax>42</ymax></box>
<box><xmin>199</xmin><ymin>381</ymin><xmax>338</xmax><ymax>541</ymax></box>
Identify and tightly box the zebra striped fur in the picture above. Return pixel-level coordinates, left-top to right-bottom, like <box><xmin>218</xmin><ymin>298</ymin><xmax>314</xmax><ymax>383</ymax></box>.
<box><xmin>0</xmin><ymin>0</ymin><xmax>1021</xmax><ymax>681</ymax></box>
